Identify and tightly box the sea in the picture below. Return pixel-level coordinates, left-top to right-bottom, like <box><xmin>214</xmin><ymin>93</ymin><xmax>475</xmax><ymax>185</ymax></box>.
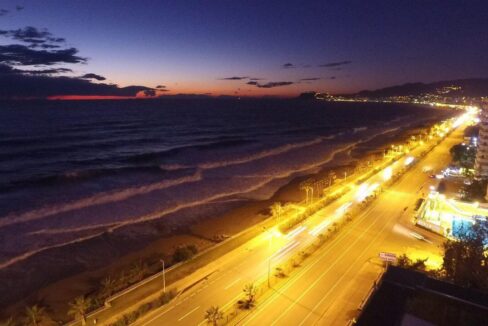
<box><xmin>0</xmin><ymin>98</ymin><xmax>456</xmax><ymax>305</ymax></box>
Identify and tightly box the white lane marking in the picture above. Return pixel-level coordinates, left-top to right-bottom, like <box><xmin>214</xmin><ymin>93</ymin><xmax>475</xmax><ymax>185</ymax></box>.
<box><xmin>271</xmin><ymin>240</ymin><xmax>298</xmax><ymax>258</ymax></box>
<box><xmin>140</xmin><ymin>305</ymin><xmax>175</xmax><ymax>325</ymax></box>
<box><xmin>224</xmin><ymin>277</ymin><xmax>242</xmax><ymax>290</ymax></box>
<box><xmin>222</xmin><ymin>292</ymin><xmax>244</xmax><ymax>310</ymax></box>
<box><xmin>271</xmin><ymin>241</ymin><xmax>300</xmax><ymax>261</ymax></box>
<box><xmin>285</xmin><ymin>226</ymin><xmax>307</xmax><ymax>239</ymax></box>
<box><xmin>177</xmin><ymin>305</ymin><xmax>200</xmax><ymax>322</ymax></box>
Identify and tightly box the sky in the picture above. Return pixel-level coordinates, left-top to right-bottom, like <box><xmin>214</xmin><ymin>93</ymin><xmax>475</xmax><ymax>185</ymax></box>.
<box><xmin>0</xmin><ymin>0</ymin><xmax>487</xmax><ymax>99</ymax></box>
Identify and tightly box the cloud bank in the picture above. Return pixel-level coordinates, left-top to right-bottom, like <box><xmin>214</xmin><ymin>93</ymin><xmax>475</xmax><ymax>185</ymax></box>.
<box><xmin>0</xmin><ymin>26</ymin><xmax>156</xmax><ymax>99</ymax></box>
<box><xmin>256</xmin><ymin>81</ymin><xmax>294</xmax><ymax>88</ymax></box>
<box><xmin>220</xmin><ymin>76</ymin><xmax>249</xmax><ymax>80</ymax></box>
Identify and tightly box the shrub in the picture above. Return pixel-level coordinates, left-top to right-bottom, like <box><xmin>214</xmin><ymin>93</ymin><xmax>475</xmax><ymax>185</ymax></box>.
<box><xmin>172</xmin><ymin>245</ymin><xmax>198</xmax><ymax>263</ymax></box>
<box><xmin>138</xmin><ymin>302</ymin><xmax>152</xmax><ymax>315</ymax></box>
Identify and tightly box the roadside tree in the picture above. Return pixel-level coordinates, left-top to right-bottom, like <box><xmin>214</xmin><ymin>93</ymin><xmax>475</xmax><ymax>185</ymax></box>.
<box><xmin>24</xmin><ymin>305</ymin><xmax>46</xmax><ymax>326</ymax></box>
<box><xmin>204</xmin><ymin>306</ymin><xmax>224</xmax><ymax>325</ymax></box>
<box><xmin>442</xmin><ymin>221</ymin><xmax>488</xmax><ymax>290</ymax></box>
<box><xmin>68</xmin><ymin>296</ymin><xmax>92</xmax><ymax>326</ymax></box>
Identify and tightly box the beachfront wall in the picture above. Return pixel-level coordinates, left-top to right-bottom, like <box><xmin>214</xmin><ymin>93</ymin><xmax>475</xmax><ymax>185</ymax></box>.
<box><xmin>416</xmin><ymin>191</ymin><xmax>488</xmax><ymax>238</ymax></box>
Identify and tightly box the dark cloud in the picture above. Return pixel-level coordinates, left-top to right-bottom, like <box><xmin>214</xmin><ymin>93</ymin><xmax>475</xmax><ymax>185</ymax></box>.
<box><xmin>16</xmin><ymin>6</ymin><xmax>24</xmax><ymax>11</ymax></box>
<box><xmin>282</xmin><ymin>63</ymin><xmax>295</xmax><ymax>69</ymax></box>
<box><xmin>18</xmin><ymin>67</ymin><xmax>72</xmax><ymax>75</ymax></box>
<box><xmin>0</xmin><ymin>9</ymin><xmax>9</xmax><ymax>16</ymax></box>
<box><xmin>319</xmin><ymin>60</ymin><xmax>352</xmax><ymax>68</ymax></box>
<box><xmin>40</xmin><ymin>44</ymin><xmax>62</xmax><ymax>49</ymax></box>
<box><xmin>256</xmin><ymin>81</ymin><xmax>294</xmax><ymax>88</ymax></box>
<box><xmin>144</xmin><ymin>89</ymin><xmax>156</xmax><ymax>97</ymax></box>
<box><xmin>1</xmin><ymin>26</ymin><xmax>66</xmax><ymax>46</ymax></box>
<box><xmin>0</xmin><ymin>63</ymin><xmax>71</xmax><ymax>75</ymax></box>
<box><xmin>246</xmin><ymin>81</ymin><xmax>258</xmax><ymax>85</ymax></box>
<box><xmin>249</xmin><ymin>78</ymin><xmax>264</xmax><ymax>81</ymax></box>
<box><xmin>0</xmin><ymin>44</ymin><xmax>86</xmax><ymax>65</ymax></box>
<box><xmin>299</xmin><ymin>77</ymin><xmax>320</xmax><ymax>81</ymax></box>
<box><xmin>220</xmin><ymin>76</ymin><xmax>248</xmax><ymax>80</ymax></box>
<box><xmin>156</xmin><ymin>85</ymin><xmax>166</xmax><ymax>89</ymax></box>
<box><xmin>81</xmin><ymin>73</ymin><xmax>106</xmax><ymax>81</ymax></box>
<box><xmin>329</xmin><ymin>76</ymin><xmax>337</xmax><ymax>79</ymax></box>
<box><xmin>0</xmin><ymin>23</ymin><xmax>155</xmax><ymax>99</ymax></box>
<box><xmin>0</xmin><ymin>66</ymin><xmax>154</xmax><ymax>98</ymax></box>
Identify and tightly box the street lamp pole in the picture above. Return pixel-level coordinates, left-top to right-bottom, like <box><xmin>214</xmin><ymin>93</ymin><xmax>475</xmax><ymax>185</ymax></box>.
<box><xmin>268</xmin><ymin>236</ymin><xmax>271</xmax><ymax>288</ymax></box>
<box><xmin>161</xmin><ymin>259</ymin><xmax>166</xmax><ymax>293</ymax></box>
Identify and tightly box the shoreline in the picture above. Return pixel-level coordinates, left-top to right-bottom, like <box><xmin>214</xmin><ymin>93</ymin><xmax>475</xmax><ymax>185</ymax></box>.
<box><xmin>0</xmin><ymin>112</ymin><xmax>457</xmax><ymax>320</ymax></box>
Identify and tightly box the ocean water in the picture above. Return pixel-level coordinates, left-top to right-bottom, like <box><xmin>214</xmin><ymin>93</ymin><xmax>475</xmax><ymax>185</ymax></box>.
<box><xmin>0</xmin><ymin>99</ymin><xmax>454</xmax><ymax>296</ymax></box>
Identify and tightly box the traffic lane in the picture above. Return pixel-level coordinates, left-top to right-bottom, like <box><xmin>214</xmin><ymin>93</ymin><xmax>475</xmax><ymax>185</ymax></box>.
<box><xmin>309</xmin><ymin>144</ymin><xmax>462</xmax><ymax>325</ymax></box>
<box><xmin>240</xmin><ymin>208</ymin><xmax>396</xmax><ymax>326</ymax></box>
<box><xmin>140</xmin><ymin>239</ymin><xmax>275</xmax><ymax>325</ymax></box>
<box><xmin>142</xmin><ymin>222</ymin><xmax>318</xmax><ymax>325</ymax></box>
<box><xmin>260</xmin><ymin>192</ymin><xmax>406</xmax><ymax>326</ymax></box>
<box><xmin>239</xmin><ymin>195</ymin><xmax>397</xmax><ymax>326</ymax></box>
<box><xmin>309</xmin><ymin>203</ymin><xmax>432</xmax><ymax>325</ymax></box>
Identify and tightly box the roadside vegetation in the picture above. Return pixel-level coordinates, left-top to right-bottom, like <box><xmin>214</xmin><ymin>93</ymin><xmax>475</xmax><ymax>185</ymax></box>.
<box><xmin>205</xmin><ymin>306</ymin><xmax>224</xmax><ymax>326</ymax></box>
<box><xmin>397</xmin><ymin>221</ymin><xmax>488</xmax><ymax>292</ymax></box>
<box><xmin>449</xmin><ymin>143</ymin><xmax>476</xmax><ymax>168</ymax></box>
<box><xmin>460</xmin><ymin>179</ymin><xmax>487</xmax><ymax>202</ymax></box>
<box><xmin>107</xmin><ymin>290</ymin><xmax>176</xmax><ymax>326</ymax></box>
<box><xmin>1</xmin><ymin>243</ymin><xmax>198</xmax><ymax>325</ymax></box>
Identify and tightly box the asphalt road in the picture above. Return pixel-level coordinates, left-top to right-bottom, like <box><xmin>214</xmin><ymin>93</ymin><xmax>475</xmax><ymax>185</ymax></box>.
<box><xmin>134</xmin><ymin>121</ymin><xmax>464</xmax><ymax>326</ymax></box>
<box><xmin>237</xmin><ymin>124</ymin><xmax>463</xmax><ymax>325</ymax></box>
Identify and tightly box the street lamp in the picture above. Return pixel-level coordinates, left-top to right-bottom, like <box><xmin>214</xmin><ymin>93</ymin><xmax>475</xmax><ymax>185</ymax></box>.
<box><xmin>264</xmin><ymin>228</ymin><xmax>282</xmax><ymax>288</ymax></box>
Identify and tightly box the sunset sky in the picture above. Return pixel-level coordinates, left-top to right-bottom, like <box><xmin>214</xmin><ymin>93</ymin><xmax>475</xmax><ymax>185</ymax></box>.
<box><xmin>0</xmin><ymin>0</ymin><xmax>487</xmax><ymax>99</ymax></box>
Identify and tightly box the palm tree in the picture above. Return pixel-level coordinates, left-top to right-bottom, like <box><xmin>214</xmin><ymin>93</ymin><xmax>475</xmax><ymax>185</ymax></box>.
<box><xmin>68</xmin><ymin>296</ymin><xmax>91</xmax><ymax>326</ymax></box>
<box><xmin>243</xmin><ymin>283</ymin><xmax>257</xmax><ymax>307</ymax></box>
<box><xmin>101</xmin><ymin>276</ymin><xmax>117</xmax><ymax>298</ymax></box>
<box><xmin>204</xmin><ymin>306</ymin><xmax>223</xmax><ymax>326</ymax></box>
<box><xmin>131</xmin><ymin>260</ymin><xmax>149</xmax><ymax>282</ymax></box>
<box><xmin>24</xmin><ymin>304</ymin><xmax>45</xmax><ymax>326</ymax></box>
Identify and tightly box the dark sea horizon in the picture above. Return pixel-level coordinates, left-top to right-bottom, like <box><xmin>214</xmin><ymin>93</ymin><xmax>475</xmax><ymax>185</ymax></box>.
<box><xmin>0</xmin><ymin>98</ymin><xmax>457</xmax><ymax>306</ymax></box>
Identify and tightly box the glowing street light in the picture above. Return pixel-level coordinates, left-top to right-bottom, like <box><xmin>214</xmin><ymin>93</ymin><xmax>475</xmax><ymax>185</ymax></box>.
<box><xmin>264</xmin><ymin>228</ymin><xmax>282</xmax><ymax>287</ymax></box>
<box><xmin>404</xmin><ymin>156</ymin><xmax>414</xmax><ymax>166</ymax></box>
<box><xmin>356</xmin><ymin>183</ymin><xmax>369</xmax><ymax>202</ymax></box>
<box><xmin>382</xmin><ymin>167</ymin><xmax>392</xmax><ymax>181</ymax></box>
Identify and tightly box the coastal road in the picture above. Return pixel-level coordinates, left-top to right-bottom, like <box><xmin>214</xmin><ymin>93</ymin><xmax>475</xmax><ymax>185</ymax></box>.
<box><xmin>135</xmin><ymin>120</ymin><xmax>464</xmax><ymax>326</ymax></box>
<box><xmin>236</xmin><ymin>123</ymin><xmax>463</xmax><ymax>325</ymax></box>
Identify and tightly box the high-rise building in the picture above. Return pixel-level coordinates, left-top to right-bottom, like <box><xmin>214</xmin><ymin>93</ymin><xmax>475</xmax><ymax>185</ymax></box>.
<box><xmin>475</xmin><ymin>103</ymin><xmax>488</xmax><ymax>178</ymax></box>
